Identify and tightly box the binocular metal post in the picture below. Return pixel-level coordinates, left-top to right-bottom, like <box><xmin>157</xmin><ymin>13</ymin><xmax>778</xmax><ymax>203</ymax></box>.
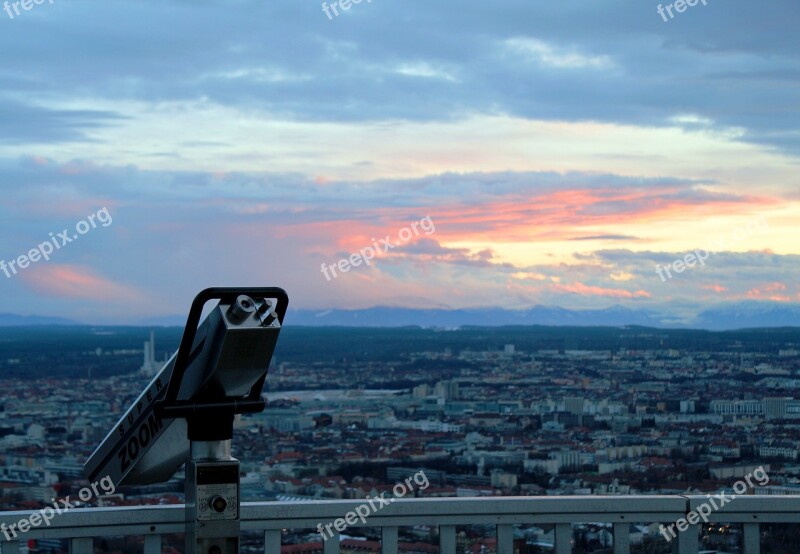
<box><xmin>186</xmin><ymin>440</ymin><xmax>240</xmax><ymax>554</ymax></box>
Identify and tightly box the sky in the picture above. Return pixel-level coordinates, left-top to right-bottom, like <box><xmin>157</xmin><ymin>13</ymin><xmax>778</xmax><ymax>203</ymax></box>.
<box><xmin>0</xmin><ymin>0</ymin><xmax>798</xmax><ymax>324</ymax></box>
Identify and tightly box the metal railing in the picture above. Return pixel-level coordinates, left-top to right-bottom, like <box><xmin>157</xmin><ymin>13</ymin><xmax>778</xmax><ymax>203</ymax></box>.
<box><xmin>1</xmin><ymin>495</ymin><xmax>798</xmax><ymax>554</ymax></box>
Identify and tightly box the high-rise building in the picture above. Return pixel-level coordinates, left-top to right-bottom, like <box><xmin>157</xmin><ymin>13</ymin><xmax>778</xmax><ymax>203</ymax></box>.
<box><xmin>764</xmin><ymin>397</ymin><xmax>790</xmax><ymax>421</ymax></box>
<box><xmin>434</xmin><ymin>380</ymin><xmax>459</xmax><ymax>400</ymax></box>
<box><xmin>140</xmin><ymin>331</ymin><xmax>159</xmax><ymax>376</ymax></box>
<box><xmin>413</xmin><ymin>383</ymin><xmax>431</xmax><ymax>399</ymax></box>
<box><xmin>564</xmin><ymin>396</ymin><xmax>585</xmax><ymax>416</ymax></box>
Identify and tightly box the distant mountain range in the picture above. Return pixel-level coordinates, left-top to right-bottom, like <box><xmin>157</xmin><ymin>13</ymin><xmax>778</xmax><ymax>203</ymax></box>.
<box><xmin>692</xmin><ymin>302</ymin><xmax>800</xmax><ymax>330</ymax></box>
<box><xmin>286</xmin><ymin>302</ymin><xmax>800</xmax><ymax>331</ymax></box>
<box><xmin>2</xmin><ymin>301</ymin><xmax>800</xmax><ymax>330</ymax></box>
<box><xmin>289</xmin><ymin>305</ymin><xmax>666</xmax><ymax>328</ymax></box>
<box><xmin>0</xmin><ymin>313</ymin><xmax>78</xmax><ymax>326</ymax></box>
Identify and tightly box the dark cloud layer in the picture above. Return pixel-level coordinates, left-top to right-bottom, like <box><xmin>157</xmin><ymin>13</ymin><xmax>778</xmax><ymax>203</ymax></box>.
<box><xmin>0</xmin><ymin>0</ymin><xmax>797</xmax><ymax>153</ymax></box>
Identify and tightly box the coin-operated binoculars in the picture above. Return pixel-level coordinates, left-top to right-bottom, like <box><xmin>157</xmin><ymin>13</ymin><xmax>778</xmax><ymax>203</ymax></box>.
<box><xmin>84</xmin><ymin>287</ymin><xmax>288</xmax><ymax>554</ymax></box>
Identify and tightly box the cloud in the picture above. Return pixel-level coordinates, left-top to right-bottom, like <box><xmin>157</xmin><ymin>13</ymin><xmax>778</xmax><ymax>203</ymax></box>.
<box><xmin>396</xmin><ymin>238</ymin><xmax>513</xmax><ymax>268</ymax></box>
<box><xmin>571</xmin><ymin>234</ymin><xmax>642</xmax><ymax>241</ymax></box>
<box><xmin>552</xmin><ymin>281</ymin><xmax>652</xmax><ymax>299</ymax></box>
<box><xmin>0</xmin><ymin>101</ymin><xmax>124</xmax><ymax>145</ymax></box>
<box><xmin>702</xmin><ymin>284</ymin><xmax>727</xmax><ymax>293</ymax></box>
<box><xmin>0</xmin><ymin>158</ymin><xmax>790</xmax><ymax>322</ymax></box>
<box><xmin>504</xmin><ymin>38</ymin><xmax>615</xmax><ymax>69</ymax></box>
<box><xmin>745</xmin><ymin>282</ymin><xmax>794</xmax><ymax>302</ymax></box>
<box><xmin>20</xmin><ymin>264</ymin><xmax>144</xmax><ymax>301</ymax></box>
<box><xmin>0</xmin><ymin>1</ymin><xmax>797</xmax><ymax>153</ymax></box>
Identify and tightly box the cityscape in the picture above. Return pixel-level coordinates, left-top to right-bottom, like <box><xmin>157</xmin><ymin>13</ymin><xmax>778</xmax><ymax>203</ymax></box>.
<box><xmin>2</xmin><ymin>324</ymin><xmax>800</xmax><ymax>552</ymax></box>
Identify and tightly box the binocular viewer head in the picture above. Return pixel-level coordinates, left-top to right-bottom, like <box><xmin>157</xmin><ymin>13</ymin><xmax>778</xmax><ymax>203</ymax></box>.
<box><xmin>84</xmin><ymin>288</ymin><xmax>287</xmax><ymax>487</ymax></box>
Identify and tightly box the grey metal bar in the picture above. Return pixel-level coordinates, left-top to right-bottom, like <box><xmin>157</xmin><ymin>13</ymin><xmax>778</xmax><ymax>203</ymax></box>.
<box><xmin>0</xmin><ymin>541</ymin><xmax>20</xmax><ymax>554</ymax></box>
<box><xmin>69</xmin><ymin>537</ymin><xmax>93</xmax><ymax>554</ymax></box>
<box><xmin>439</xmin><ymin>524</ymin><xmax>456</xmax><ymax>554</ymax></box>
<box><xmin>243</xmin><ymin>512</ymin><xmax>688</xmax><ymax>529</ymax></box>
<box><xmin>241</xmin><ymin>496</ymin><xmax>688</xmax><ymax>530</ymax></box>
<box><xmin>686</xmin><ymin>495</ymin><xmax>800</xmax><ymax>522</ymax></box>
<box><xmin>613</xmin><ymin>521</ymin><xmax>630</xmax><ymax>554</ymax></box>
<box><xmin>743</xmin><ymin>522</ymin><xmax>760</xmax><ymax>554</ymax></box>
<box><xmin>555</xmin><ymin>523</ymin><xmax>572</xmax><ymax>554</ymax></box>
<box><xmin>381</xmin><ymin>525</ymin><xmax>398</xmax><ymax>554</ymax></box>
<box><xmin>496</xmin><ymin>523</ymin><xmax>513</xmax><ymax>554</ymax></box>
<box><xmin>323</xmin><ymin>529</ymin><xmax>339</xmax><ymax>554</ymax></box>
<box><xmin>265</xmin><ymin>529</ymin><xmax>281</xmax><ymax>554</ymax></box>
<box><xmin>0</xmin><ymin>504</ymin><xmax>185</xmax><ymax>539</ymax></box>
<box><xmin>675</xmin><ymin>525</ymin><xmax>698</xmax><ymax>554</ymax></box>
<box><xmin>0</xmin><ymin>496</ymin><xmax>690</xmax><ymax>537</ymax></box>
<box><xmin>144</xmin><ymin>534</ymin><xmax>161</xmax><ymax>554</ymax></box>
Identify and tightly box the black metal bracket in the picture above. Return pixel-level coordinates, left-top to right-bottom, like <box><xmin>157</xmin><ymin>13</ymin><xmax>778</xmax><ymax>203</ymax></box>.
<box><xmin>154</xmin><ymin>287</ymin><xmax>288</xmax><ymax>424</ymax></box>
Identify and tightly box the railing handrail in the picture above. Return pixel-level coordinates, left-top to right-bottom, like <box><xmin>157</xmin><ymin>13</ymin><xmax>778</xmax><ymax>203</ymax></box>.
<box><xmin>0</xmin><ymin>494</ymin><xmax>789</xmax><ymax>535</ymax></box>
<box><xmin>1</xmin><ymin>495</ymin><xmax>798</xmax><ymax>553</ymax></box>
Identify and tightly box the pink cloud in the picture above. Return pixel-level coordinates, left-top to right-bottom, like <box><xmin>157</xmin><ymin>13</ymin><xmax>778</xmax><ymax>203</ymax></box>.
<box><xmin>763</xmin><ymin>282</ymin><xmax>787</xmax><ymax>292</ymax></box>
<box><xmin>289</xmin><ymin>186</ymin><xmax>778</xmax><ymax>247</ymax></box>
<box><xmin>702</xmin><ymin>284</ymin><xmax>728</xmax><ymax>293</ymax></box>
<box><xmin>745</xmin><ymin>282</ymin><xmax>792</xmax><ymax>302</ymax></box>
<box><xmin>20</xmin><ymin>264</ymin><xmax>143</xmax><ymax>301</ymax></box>
<box><xmin>552</xmin><ymin>281</ymin><xmax>652</xmax><ymax>299</ymax></box>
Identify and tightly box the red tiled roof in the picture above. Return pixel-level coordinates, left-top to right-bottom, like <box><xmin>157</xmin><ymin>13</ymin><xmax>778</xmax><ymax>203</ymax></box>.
<box><xmin>341</xmin><ymin>539</ymin><xmax>381</xmax><ymax>552</ymax></box>
<box><xmin>281</xmin><ymin>542</ymin><xmax>323</xmax><ymax>554</ymax></box>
